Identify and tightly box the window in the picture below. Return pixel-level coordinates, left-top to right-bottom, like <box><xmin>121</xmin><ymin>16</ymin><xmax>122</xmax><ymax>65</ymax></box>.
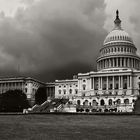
<box><xmin>92</xmin><ymin>100</ymin><xmax>97</xmax><ymax>106</ymax></box>
<box><xmin>115</xmin><ymin>83</ymin><xmax>119</xmax><ymax>89</ymax></box>
<box><xmin>103</xmin><ymin>84</ymin><xmax>106</xmax><ymax>90</ymax></box>
<box><xmin>83</xmin><ymin>85</ymin><xmax>86</xmax><ymax>90</ymax></box>
<box><xmin>75</xmin><ymin>89</ymin><xmax>78</xmax><ymax>94</ymax></box>
<box><xmin>77</xmin><ymin>100</ymin><xmax>81</xmax><ymax>105</ymax></box>
<box><xmin>109</xmin><ymin>84</ymin><xmax>112</xmax><ymax>90</ymax></box>
<box><xmin>100</xmin><ymin>99</ymin><xmax>105</xmax><ymax>106</ymax></box>
<box><xmin>63</xmin><ymin>89</ymin><xmax>66</xmax><ymax>94</ymax></box>
<box><xmin>124</xmin><ymin>99</ymin><xmax>129</xmax><ymax>104</ymax></box>
<box><xmin>84</xmin><ymin>100</ymin><xmax>89</xmax><ymax>106</ymax></box>
<box><xmin>109</xmin><ymin>99</ymin><xmax>112</xmax><ymax>105</ymax></box>
<box><xmin>69</xmin><ymin>89</ymin><xmax>72</xmax><ymax>94</ymax></box>
<box><xmin>25</xmin><ymin>88</ymin><xmax>27</xmax><ymax>93</ymax></box>
<box><xmin>58</xmin><ymin>90</ymin><xmax>61</xmax><ymax>94</ymax></box>
<box><xmin>116</xmin><ymin>99</ymin><xmax>121</xmax><ymax>104</ymax></box>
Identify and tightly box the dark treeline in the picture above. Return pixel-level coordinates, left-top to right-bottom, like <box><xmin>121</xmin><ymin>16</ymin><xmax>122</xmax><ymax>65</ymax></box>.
<box><xmin>35</xmin><ymin>86</ymin><xmax>47</xmax><ymax>105</ymax></box>
<box><xmin>0</xmin><ymin>90</ymin><xmax>30</xmax><ymax>112</ymax></box>
<box><xmin>0</xmin><ymin>86</ymin><xmax>48</xmax><ymax>112</ymax></box>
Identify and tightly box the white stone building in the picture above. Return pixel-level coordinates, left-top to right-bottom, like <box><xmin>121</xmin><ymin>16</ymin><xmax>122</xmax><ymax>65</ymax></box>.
<box><xmin>55</xmin><ymin>78</ymin><xmax>78</xmax><ymax>99</ymax></box>
<box><xmin>0</xmin><ymin>77</ymin><xmax>46</xmax><ymax>105</ymax></box>
<box><xmin>54</xmin><ymin>11</ymin><xmax>140</xmax><ymax>112</ymax></box>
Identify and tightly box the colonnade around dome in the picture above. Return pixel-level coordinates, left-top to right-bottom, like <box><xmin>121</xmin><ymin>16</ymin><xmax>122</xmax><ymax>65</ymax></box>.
<box><xmin>97</xmin><ymin>57</ymin><xmax>140</xmax><ymax>71</ymax></box>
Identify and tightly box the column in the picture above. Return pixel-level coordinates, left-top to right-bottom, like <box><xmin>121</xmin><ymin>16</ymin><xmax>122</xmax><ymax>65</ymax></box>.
<box><xmin>127</xmin><ymin>58</ymin><xmax>129</xmax><ymax>67</ymax></box>
<box><xmin>134</xmin><ymin>59</ymin><xmax>136</xmax><ymax>68</ymax></box>
<box><xmin>116</xmin><ymin>58</ymin><xmax>118</xmax><ymax>67</ymax></box>
<box><xmin>105</xmin><ymin>60</ymin><xmax>106</xmax><ymax>68</ymax></box>
<box><xmin>131</xmin><ymin>58</ymin><xmax>133</xmax><ymax>68</ymax></box>
<box><xmin>98</xmin><ymin>77</ymin><xmax>100</xmax><ymax>90</ymax></box>
<box><xmin>92</xmin><ymin>77</ymin><xmax>94</xmax><ymax>90</ymax></box>
<box><xmin>91</xmin><ymin>77</ymin><xmax>93</xmax><ymax>89</ymax></box>
<box><xmin>113</xmin><ymin>58</ymin><xmax>115</xmax><ymax>67</ymax></box>
<box><xmin>119</xmin><ymin>76</ymin><xmax>120</xmax><ymax>89</ymax></box>
<box><xmin>121</xmin><ymin>76</ymin><xmax>123</xmax><ymax>89</ymax></box>
<box><xmin>112</xmin><ymin>76</ymin><xmax>114</xmax><ymax>90</ymax></box>
<box><xmin>130</xmin><ymin>75</ymin><xmax>132</xmax><ymax>89</ymax></box>
<box><xmin>127</xmin><ymin>75</ymin><xmax>130</xmax><ymax>89</ymax></box>
<box><xmin>119</xmin><ymin>76</ymin><xmax>122</xmax><ymax>89</ymax></box>
<box><xmin>106</xmin><ymin>76</ymin><xmax>108</xmax><ymax>90</ymax></box>
<box><xmin>124</xmin><ymin>58</ymin><xmax>126</xmax><ymax>67</ymax></box>
<box><xmin>120</xmin><ymin>58</ymin><xmax>122</xmax><ymax>67</ymax></box>
<box><xmin>100</xmin><ymin>77</ymin><xmax>102</xmax><ymax>90</ymax></box>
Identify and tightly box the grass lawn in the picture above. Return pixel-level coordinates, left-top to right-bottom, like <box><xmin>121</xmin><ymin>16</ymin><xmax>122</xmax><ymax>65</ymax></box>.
<box><xmin>0</xmin><ymin>114</ymin><xmax>140</xmax><ymax>140</ymax></box>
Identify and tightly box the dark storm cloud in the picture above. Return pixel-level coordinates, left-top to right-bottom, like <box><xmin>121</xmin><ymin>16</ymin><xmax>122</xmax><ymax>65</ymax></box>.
<box><xmin>0</xmin><ymin>0</ymin><xmax>107</xmax><ymax>81</ymax></box>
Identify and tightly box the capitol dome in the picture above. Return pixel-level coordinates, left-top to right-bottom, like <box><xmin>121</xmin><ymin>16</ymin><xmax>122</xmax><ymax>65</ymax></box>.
<box><xmin>104</xmin><ymin>29</ymin><xmax>133</xmax><ymax>45</ymax></box>
<box><xmin>96</xmin><ymin>10</ymin><xmax>140</xmax><ymax>71</ymax></box>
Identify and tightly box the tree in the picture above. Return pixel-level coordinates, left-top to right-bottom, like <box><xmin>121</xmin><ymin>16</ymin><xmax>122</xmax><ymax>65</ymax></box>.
<box><xmin>35</xmin><ymin>86</ymin><xmax>47</xmax><ymax>105</ymax></box>
<box><xmin>134</xmin><ymin>96</ymin><xmax>140</xmax><ymax>113</ymax></box>
<box><xmin>0</xmin><ymin>89</ymin><xmax>30</xmax><ymax>112</ymax></box>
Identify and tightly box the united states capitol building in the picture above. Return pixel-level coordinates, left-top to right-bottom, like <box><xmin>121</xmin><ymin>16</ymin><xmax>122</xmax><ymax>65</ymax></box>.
<box><xmin>53</xmin><ymin>11</ymin><xmax>140</xmax><ymax>112</ymax></box>
<box><xmin>1</xmin><ymin>11</ymin><xmax>140</xmax><ymax>113</ymax></box>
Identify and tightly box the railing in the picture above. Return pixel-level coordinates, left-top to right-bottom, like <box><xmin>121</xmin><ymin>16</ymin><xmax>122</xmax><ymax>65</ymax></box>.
<box><xmin>76</xmin><ymin>103</ymin><xmax>133</xmax><ymax>109</ymax></box>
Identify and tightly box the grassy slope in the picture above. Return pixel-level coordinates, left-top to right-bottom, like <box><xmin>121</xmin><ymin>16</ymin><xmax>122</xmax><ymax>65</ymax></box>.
<box><xmin>0</xmin><ymin>115</ymin><xmax>140</xmax><ymax>140</ymax></box>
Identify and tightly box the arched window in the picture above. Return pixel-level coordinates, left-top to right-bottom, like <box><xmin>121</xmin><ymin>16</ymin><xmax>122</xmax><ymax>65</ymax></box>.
<box><xmin>108</xmin><ymin>99</ymin><xmax>112</xmax><ymax>105</ymax></box>
<box><xmin>92</xmin><ymin>100</ymin><xmax>97</xmax><ymax>106</ymax></box>
<box><xmin>100</xmin><ymin>99</ymin><xmax>105</xmax><ymax>106</ymax></box>
<box><xmin>69</xmin><ymin>89</ymin><xmax>72</xmax><ymax>94</ymax></box>
<box><xmin>63</xmin><ymin>89</ymin><xmax>66</xmax><ymax>94</ymax></box>
<box><xmin>124</xmin><ymin>99</ymin><xmax>129</xmax><ymax>104</ymax></box>
<box><xmin>124</xmin><ymin>47</ymin><xmax>126</xmax><ymax>52</ymax></box>
<box><xmin>83</xmin><ymin>85</ymin><xmax>86</xmax><ymax>90</ymax></box>
<box><xmin>77</xmin><ymin>100</ymin><xmax>81</xmax><ymax>105</ymax></box>
<box><xmin>118</xmin><ymin>47</ymin><xmax>120</xmax><ymax>52</ymax></box>
<box><xmin>127</xmin><ymin>48</ymin><xmax>129</xmax><ymax>52</ymax></box>
<box><xmin>75</xmin><ymin>89</ymin><xmax>78</xmax><ymax>94</ymax></box>
<box><xmin>116</xmin><ymin>99</ymin><xmax>121</xmax><ymax>104</ymax></box>
<box><xmin>58</xmin><ymin>90</ymin><xmax>61</xmax><ymax>94</ymax></box>
<box><xmin>85</xmin><ymin>100</ymin><xmax>89</xmax><ymax>106</ymax></box>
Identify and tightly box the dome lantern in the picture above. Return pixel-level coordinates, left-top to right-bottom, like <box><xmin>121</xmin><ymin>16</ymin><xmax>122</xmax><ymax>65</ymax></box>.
<box><xmin>114</xmin><ymin>10</ymin><xmax>122</xmax><ymax>30</ymax></box>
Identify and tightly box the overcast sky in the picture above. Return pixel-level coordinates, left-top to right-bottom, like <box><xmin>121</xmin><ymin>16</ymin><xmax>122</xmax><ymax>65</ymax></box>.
<box><xmin>0</xmin><ymin>0</ymin><xmax>139</xmax><ymax>82</ymax></box>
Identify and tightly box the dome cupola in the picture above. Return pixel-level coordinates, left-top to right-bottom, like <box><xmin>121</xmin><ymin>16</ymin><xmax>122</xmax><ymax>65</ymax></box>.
<box><xmin>96</xmin><ymin>10</ymin><xmax>140</xmax><ymax>71</ymax></box>
<box><xmin>104</xmin><ymin>10</ymin><xmax>133</xmax><ymax>45</ymax></box>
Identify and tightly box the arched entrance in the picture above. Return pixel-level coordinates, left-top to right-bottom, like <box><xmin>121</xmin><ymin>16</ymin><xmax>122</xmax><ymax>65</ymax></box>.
<box><xmin>124</xmin><ymin>99</ymin><xmax>129</xmax><ymax>104</ymax></box>
<box><xmin>116</xmin><ymin>99</ymin><xmax>121</xmax><ymax>105</ymax></box>
<box><xmin>108</xmin><ymin>99</ymin><xmax>112</xmax><ymax>105</ymax></box>
<box><xmin>77</xmin><ymin>100</ymin><xmax>81</xmax><ymax>105</ymax></box>
<box><xmin>92</xmin><ymin>100</ymin><xmax>97</xmax><ymax>106</ymax></box>
<box><xmin>100</xmin><ymin>99</ymin><xmax>105</xmax><ymax>106</ymax></box>
<box><xmin>84</xmin><ymin>100</ymin><xmax>89</xmax><ymax>106</ymax></box>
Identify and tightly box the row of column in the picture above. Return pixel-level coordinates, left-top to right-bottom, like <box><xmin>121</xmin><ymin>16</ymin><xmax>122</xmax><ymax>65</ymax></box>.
<box><xmin>97</xmin><ymin>57</ymin><xmax>140</xmax><ymax>70</ymax></box>
<box><xmin>47</xmin><ymin>87</ymin><xmax>55</xmax><ymax>98</ymax></box>
<box><xmin>90</xmin><ymin>75</ymin><xmax>132</xmax><ymax>91</ymax></box>
<box><xmin>101</xmin><ymin>46</ymin><xmax>136</xmax><ymax>56</ymax></box>
<box><xmin>0</xmin><ymin>82</ymin><xmax>25</xmax><ymax>94</ymax></box>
